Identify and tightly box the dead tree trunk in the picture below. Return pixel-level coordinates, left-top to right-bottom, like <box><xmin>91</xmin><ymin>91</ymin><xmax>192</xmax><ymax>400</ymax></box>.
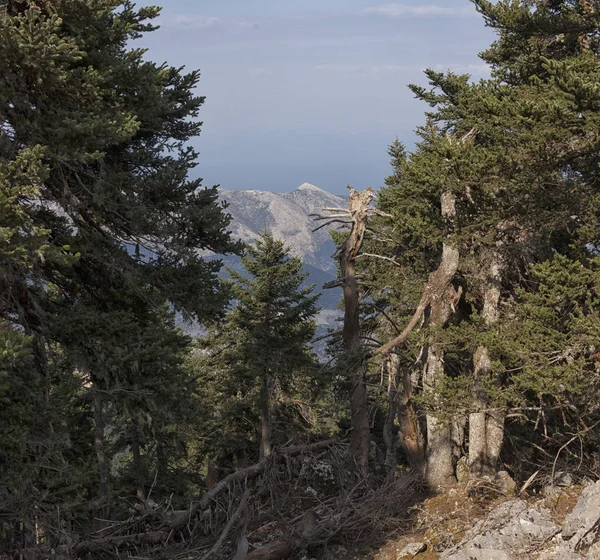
<box><xmin>259</xmin><ymin>375</ymin><xmax>273</xmax><ymax>460</ymax></box>
<box><xmin>339</xmin><ymin>187</ymin><xmax>375</xmax><ymax>472</ymax></box>
<box><xmin>469</xmin><ymin>258</ymin><xmax>504</xmax><ymax>477</ymax></box>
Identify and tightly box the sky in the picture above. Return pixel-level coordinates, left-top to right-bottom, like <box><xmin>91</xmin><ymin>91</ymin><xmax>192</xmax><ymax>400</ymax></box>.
<box><xmin>138</xmin><ymin>1</ymin><xmax>496</xmax><ymax>195</ymax></box>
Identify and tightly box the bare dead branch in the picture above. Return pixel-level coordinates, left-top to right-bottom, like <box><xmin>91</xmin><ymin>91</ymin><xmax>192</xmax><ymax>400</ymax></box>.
<box><xmin>356</xmin><ymin>252</ymin><xmax>403</xmax><ymax>268</ymax></box>
<box><xmin>369</xmin><ymin>209</ymin><xmax>393</xmax><ymax>218</ymax></box>
<box><xmin>374</xmin><ymin>295</ymin><xmax>430</xmax><ymax>356</ymax></box>
<box><xmin>201</xmin><ymin>488</ymin><xmax>250</xmax><ymax>560</ymax></box>
<box><xmin>312</xmin><ymin>220</ymin><xmax>352</xmax><ymax>233</ymax></box>
<box><xmin>311</xmin><ymin>214</ymin><xmax>351</xmax><ymax>220</ymax></box>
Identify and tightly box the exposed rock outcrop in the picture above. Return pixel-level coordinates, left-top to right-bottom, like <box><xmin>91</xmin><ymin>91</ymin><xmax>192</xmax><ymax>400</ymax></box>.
<box><xmin>440</xmin><ymin>499</ymin><xmax>558</xmax><ymax>560</ymax></box>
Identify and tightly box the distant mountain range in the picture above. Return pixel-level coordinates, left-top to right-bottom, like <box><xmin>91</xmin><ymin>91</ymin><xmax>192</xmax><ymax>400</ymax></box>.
<box><xmin>214</xmin><ymin>183</ymin><xmax>346</xmax><ymax>355</ymax></box>
<box><xmin>217</xmin><ymin>183</ymin><xmax>345</xmax><ymax>310</ymax></box>
<box><xmin>219</xmin><ymin>183</ymin><xmax>345</xmax><ymax>274</ymax></box>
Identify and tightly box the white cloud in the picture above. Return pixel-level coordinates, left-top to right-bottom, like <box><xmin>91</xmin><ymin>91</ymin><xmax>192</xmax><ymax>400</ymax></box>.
<box><xmin>365</xmin><ymin>4</ymin><xmax>475</xmax><ymax>17</ymax></box>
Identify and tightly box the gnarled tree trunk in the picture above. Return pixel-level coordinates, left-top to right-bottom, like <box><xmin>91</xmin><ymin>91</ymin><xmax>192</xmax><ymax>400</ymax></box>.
<box><xmin>376</xmin><ymin>129</ymin><xmax>476</xmax><ymax>488</ymax></box>
<box><xmin>384</xmin><ymin>354</ymin><xmax>425</xmax><ymax>472</ymax></box>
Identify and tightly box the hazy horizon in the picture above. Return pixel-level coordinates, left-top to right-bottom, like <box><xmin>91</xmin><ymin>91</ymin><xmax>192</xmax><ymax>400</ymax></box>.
<box><xmin>139</xmin><ymin>1</ymin><xmax>496</xmax><ymax>196</ymax></box>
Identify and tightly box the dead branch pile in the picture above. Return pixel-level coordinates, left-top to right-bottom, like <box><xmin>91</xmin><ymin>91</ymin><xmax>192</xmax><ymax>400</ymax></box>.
<box><xmin>26</xmin><ymin>439</ymin><xmax>423</xmax><ymax>559</ymax></box>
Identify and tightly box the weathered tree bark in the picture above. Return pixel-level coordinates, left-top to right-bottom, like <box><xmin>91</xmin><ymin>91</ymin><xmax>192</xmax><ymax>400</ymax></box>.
<box><xmin>451</xmin><ymin>415</ymin><xmax>467</xmax><ymax>464</ymax></box>
<box><xmin>420</xmin><ymin>189</ymin><xmax>461</xmax><ymax>488</ymax></box>
<box><xmin>384</xmin><ymin>354</ymin><xmax>425</xmax><ymax>473</ymax></box>
<box><xmin>341</xmin><ymin>187</ymin><xmax>374</xmax><ymax>472</ymax></box>
<box><xmin>382</xmin><ymin>360</ymin><xmax>399</xmax><ymax>470</ymax></box>
<box><xmin>469</xmin><ymin>258</ymin><xmax>505</xmax><ymax>477</ymax></box>
<box><xmin>259</xmin><ymin>374</ymin><xmax>273</xmax><ymax>459</ymax></box>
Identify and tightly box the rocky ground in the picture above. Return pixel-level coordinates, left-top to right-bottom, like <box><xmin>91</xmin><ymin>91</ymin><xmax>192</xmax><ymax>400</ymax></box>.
<box><xmin>366</xmin><ymin>477</ymin><xmax>600</xmax><ymax>560</ymax></box>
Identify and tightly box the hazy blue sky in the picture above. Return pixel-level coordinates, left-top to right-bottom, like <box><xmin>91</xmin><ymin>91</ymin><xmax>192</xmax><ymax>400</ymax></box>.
<box><xmin>138</xmin><ymin>1</ymin><xmax>496</xmax><ymax>195</ymax></box>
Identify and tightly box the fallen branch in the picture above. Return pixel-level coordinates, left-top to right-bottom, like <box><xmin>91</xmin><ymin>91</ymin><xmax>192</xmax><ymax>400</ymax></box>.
<box><xmin>201</xmin><ymin>487</ymin><xmax>250</xmax><ymax>560</ymax></box>
<box><xmin>74</xmin><ymin>440</ymin><xmax>338</xmax><ymax>556</ymax></box>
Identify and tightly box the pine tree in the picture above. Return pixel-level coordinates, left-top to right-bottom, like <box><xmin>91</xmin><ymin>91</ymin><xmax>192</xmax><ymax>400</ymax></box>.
<box><xmin>0</xmin><ymin>0</ymin><xmax>240</xmax><ymax>540</ymax></box>
<box><xmin>190</xmin><ymin>232</ymin><xmax>320</xmax><ymax>465</ymax></box>
<box><xmin>368</xmin><ymin>0</ymin><xmax>600</xmax><ymax>485</ymax></box>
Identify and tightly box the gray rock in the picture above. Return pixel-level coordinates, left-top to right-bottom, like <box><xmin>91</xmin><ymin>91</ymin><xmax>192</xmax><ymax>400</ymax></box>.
<box><xmin>396</xmin><ymin>541</ymin><xmax>426</xmax><ymax>559</ymax></box>
<box><xmin>553</xmin><ymin>471</ymin><xmax>574</xmax><ymax>487</ymax></box>
<box><xmin>441</xmin><ymin>500</ymin><xmax>558</xmax><ymax>560</ymax></box>
<box><xmin>442</xmin><ymin>549</ymin><xmax>513</xmax><ymax>560</ymax></box>
<box><xmin>563</xmin><ymin>480</ymin><xmax>600</xmax><ymax>549</ymax></box>
<box><xmin>586</xmin><ymin>541</ymin><xmax>600</xmax><ymax>559</ymax></box>
<box><xmin>537</xmin><ymin>549</ymin><xmax>582</xmax><ymax>560</ymax></box>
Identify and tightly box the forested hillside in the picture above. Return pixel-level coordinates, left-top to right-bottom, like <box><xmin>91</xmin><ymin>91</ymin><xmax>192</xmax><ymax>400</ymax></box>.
<box><xmin>2</xmin><ymin>1</ymin><xmax>600</xmax><ymax>559</ymax></box>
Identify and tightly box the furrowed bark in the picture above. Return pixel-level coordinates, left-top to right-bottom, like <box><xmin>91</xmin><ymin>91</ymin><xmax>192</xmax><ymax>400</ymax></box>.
<box><xmin>469</xmin><ymin>257</ymin><xmax>504</xmax><ymax>477</ymax></box>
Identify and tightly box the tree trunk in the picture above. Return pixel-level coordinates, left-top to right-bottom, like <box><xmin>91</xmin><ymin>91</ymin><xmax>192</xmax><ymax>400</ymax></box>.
<box><xmin>469</xmin><ymin>258</ymin><xmax>504</xmax><ymax>477</ymax></box>
<box><xmin>383</xmin><ymin>354</ymin><xmax>400</xmax><ymax>470</ymax></box>
<box><xmin>579</xmin><ymin>0</ymin><xmax>593</xmax><ymax>51</ymax></box>
<box><xmin>423</xmin><ymin>190</ymin><xmax>461</xmax><ymax>489</ymax></box>
<box><xmin>341</xmin><ymin>187</ymin><xmax>375</xmax><ymax>472</ymax></box>
<box><xmin>93</xmin><ymin>389</ymin><xmax>110</xmax><ymax>527</ymax></box>
<box><xmin>385</xmin><ymin>354</ymin><xmax>425</xmax><ymax>473</ymax></box>
<box><xmin>423</xmin><ymin>341</ymin><xmax>455</xmax><ymax>488</ymax></box>
<box><xmin>131</xmin><ymin>425</ymin><xmax>146</xmax><ymax>502</ymax></box>
<box><xmin>259</xmin><ymin>375</ymin><xmax>273</xmax><ymax>460</ymax></box>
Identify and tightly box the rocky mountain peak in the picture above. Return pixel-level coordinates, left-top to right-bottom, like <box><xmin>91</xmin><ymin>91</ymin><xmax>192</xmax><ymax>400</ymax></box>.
<box><xmin>218</xmin><ymin>184</ymin><xmax>345</xmax><ymax>273</ymax></box>
<box><xmin>296</xmin><ymin>182</ymin><xmax>324</xmax><ymax>192</ymax></box>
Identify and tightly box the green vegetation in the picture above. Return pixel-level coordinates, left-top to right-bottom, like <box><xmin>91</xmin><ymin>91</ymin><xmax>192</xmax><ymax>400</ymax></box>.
<box><xmin>2</xmin><ymin>0</ymin><xmax>600</xmax><ymax>558</ymax></box>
